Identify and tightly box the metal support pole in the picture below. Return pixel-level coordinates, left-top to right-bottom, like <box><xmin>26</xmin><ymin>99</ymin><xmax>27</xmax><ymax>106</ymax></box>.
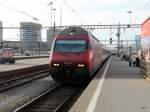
<box><xmin>52</xmin><ymin>8</ymin><xmax>56</xmax><ymax>37</ymax></box>
<box><xmin>127</xmin><ymin>11</ymin><xmax>132</xmax><ymax>26</ymax></box>
<box><xmin>116</xmin><ymin>23</ymin><xmax>121</xmax><ymax>56</ymax></box>
<box><xmin>60</xmin><ymin>7</ymin><xmax>62</xmax><ymax>26</ymax></box>
<box><xmin>47</xmin><ymin>2</ymin><xmax>53</xmax><ymax>27</ymax></box>
<box><xmin>49</xmin><ymin>2</ymin><xmax>53</xmax><ymax>27</ymax></box>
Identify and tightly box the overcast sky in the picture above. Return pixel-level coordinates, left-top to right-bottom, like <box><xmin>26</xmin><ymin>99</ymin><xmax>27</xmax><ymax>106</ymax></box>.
<box><xmin>0</xmin><ymin>0</ymin><xmax>150</xmax><ymax>41</ymax></box>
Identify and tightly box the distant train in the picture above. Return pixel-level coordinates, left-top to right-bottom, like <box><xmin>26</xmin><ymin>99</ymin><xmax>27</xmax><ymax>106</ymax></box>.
<box><xmin>0</xmin><ymin>48</ymin><xmax>15</xmax><ymax>64</ymax></box>
<box><xmin>49</xmin><ymin>27</ymin><xmax>106</xmax><ymax>84</ymax></box>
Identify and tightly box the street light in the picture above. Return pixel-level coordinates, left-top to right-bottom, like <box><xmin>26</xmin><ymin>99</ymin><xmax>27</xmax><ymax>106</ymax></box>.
<box><xmin>52</xmin><ymin>8</ymin><xmax>56</xmax><ymax>26</ymax></box>
<box><xmin>47</xmin><ymin>0</ymin><xmax>60</xmax><ymax>27</ymax></box>
<box><xmin>48</xmin><ymin>2</ymin><xmax>53</xmax><ymax>27</ymax></box>
<box><xmin>127</xmin><ymin>11</ymin><xmax>132</xmax><ymax>26</ymax></box>
<box><xmin>52</xmin><ymin>8</ymin><xmax>56</xmax><ymax>37</ymax></box>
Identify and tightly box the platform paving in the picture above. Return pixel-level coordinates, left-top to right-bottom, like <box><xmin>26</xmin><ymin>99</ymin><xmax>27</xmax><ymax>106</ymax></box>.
<box><xmin>70</xmin><ymin>56</ymin><xmax>150</xmax><ymax>112</ymax></box>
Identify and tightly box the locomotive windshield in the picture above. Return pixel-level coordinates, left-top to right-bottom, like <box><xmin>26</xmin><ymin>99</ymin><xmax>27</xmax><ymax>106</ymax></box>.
<box><xmin>54</xmin><ymin>40</ymin><xmax>86</xmax><ymax>53</ymax></box>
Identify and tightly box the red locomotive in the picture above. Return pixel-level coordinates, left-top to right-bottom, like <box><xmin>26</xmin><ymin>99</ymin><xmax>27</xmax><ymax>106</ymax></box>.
<box><xmin>49</xmin><ymin>27</ymin><xmax>103</xmax><ymax>84</ymax></box>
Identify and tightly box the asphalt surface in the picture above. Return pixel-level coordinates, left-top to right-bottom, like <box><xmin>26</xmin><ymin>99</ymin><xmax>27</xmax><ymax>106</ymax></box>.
<box><xmin>94</xmin><ymin>56</ymin><xmax>150</xmax><ymax>112</ymax></box>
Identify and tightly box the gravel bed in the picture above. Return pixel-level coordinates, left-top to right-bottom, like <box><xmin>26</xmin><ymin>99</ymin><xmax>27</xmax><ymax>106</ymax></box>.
<box><xmin>0</xmin><ymin>76</ymin><xmax>56</xmax><ymax>112</ymax></box>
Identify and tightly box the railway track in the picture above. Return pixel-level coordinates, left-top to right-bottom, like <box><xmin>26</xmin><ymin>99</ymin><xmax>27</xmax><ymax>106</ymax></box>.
<box><xmin>14</xmin><ymin>84</ymin><xmax>81</xmax><ymax>112</ymax></box>
<box><xmin>13</xmin><ymin>55</ymin><xmax>110</xmax><ymax>112</ymax></box>
<box><xmin>0</xmin><ymin>64</ymin><xmax>49</xmax><ymax>92</ymax></box>
<box><xmin>0</xmin><ymin>72</ymin><xmax>49</xmax><ymax>92</ymax></box>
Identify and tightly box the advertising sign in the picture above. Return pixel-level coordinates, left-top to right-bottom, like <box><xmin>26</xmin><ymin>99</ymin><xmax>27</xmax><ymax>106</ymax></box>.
<box><xmin>141</xmin><ymin>18</ymin><xmax>150</xmax><ymax>63</ymax></box>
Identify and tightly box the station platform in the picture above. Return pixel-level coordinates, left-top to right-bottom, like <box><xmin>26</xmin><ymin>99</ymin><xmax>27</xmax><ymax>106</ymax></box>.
<box><xmin>70</xmin><ymin>56</ymin><xmax>150</xmax><ymax>112</ymax></box>
<box><xmin>14</xmin><ymin>54</ymin><xmax>49</xmax><ymax>60</ymax></box>
<box><xmin>0</xmin><ymin>58</ymin><xmax>49</xmax><ymax>72</ymax></box>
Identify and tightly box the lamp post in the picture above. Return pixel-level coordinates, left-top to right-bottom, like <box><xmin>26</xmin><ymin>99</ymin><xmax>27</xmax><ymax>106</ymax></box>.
<box><xmin>52</xmin><ymin>8</ymin><xmax>56</xmax><ymax>37</ymax></box>
<box><xmin>52</xmin><ymin>8</ymin><xmax>56</xmax><ymax>26</ymax></box>
<box><xmin>127</xmin><ymin>11</ymin><xmax>132</xmax><ymax>26</ymax></box>
<box><xmin>116</xmin><ymin>23</ymin><xmax>121</xmax><ymax>56</ymax></box>
<box><xmin>48</xmin><ymin>0</ymin><xmax>59</xmax><ymax>27</ymax></box>
<box><xmin>48</xmin><ymin>2</ymin><xmax>53</xmax><ymax>27</ymax></box>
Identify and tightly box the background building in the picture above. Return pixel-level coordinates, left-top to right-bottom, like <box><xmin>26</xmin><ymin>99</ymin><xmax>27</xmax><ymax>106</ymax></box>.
<box><xmin>47</xmin><ymin>28</ymin><xmax>54</xmax><ymax>51</ymax></box>
<box><xmin>2</xmin><ymin>41</ymin><xmax>48</xmax><ymax>54</ymax></box>
<box><xmin>135</xmin><ymin>35</ymin><xmax>141</xmax><ymax>51</ymax></box>
<box><xmin>47</xmin><ymin>27</ymin><xmax>61</xmax><ymax>51</ymax></box>
<box><xmin>20</xmin><ymin>22</ymin><xmax>42</xmax><ymax>54</ymax></box>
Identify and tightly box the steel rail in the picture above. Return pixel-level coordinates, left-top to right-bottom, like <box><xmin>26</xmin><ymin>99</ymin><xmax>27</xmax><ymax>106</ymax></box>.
<box><xmin>13</xmin><ymin>54</ymin><xmax>110</xmax><ymax>112</ymax></box>
<box><xmin>0</xmin><ymin>64</ymin><xmax>49</xmax><ymax>81</ymax></box>
<box><xmin>13</xmin><ymin>83</ymin><xmax>60</xmax><ymax>112</ymax></box>
<box><xmin>0</xmin><ymin>72</ymin><xmax>49</xmax><ymax>92</ymax></box>
<box><xmin>14</xmin><ymin>84</ymin><xmax>81</xmax><ymax>112</ymax></box>
<box><xmin>0</xmin><ymin>64</ymin><xmax>49</xmax><ymax>92</ymax></box>
<box><xmin>0</xmin><ymin>70</ymin><xmax>47</xmax><ymax>85</ymax></box>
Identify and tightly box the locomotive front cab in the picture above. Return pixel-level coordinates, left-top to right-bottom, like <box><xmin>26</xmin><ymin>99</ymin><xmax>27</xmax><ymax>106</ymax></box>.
<box><xmin>50</xmin><ymin>39</ymin><xmax>90</xmax><ymax>83</ymax></box>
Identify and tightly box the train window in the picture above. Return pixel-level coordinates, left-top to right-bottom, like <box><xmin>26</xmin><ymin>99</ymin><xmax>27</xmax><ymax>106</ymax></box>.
<box><xmin>54</xmin><ymin>40</ymin><xmax>86</xmax><ymax>53</ymax></box>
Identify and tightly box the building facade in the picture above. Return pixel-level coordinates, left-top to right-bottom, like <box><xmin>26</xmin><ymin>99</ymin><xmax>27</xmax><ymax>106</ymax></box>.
<box><xmin>2</xmin><ymin>41</ymin><xmax>48</xmax><ymax>54</ymax></box>
<box><xmin>135</xmin><ymin>35</ymin><xmax>141</xmax><ymax>50</ymax></box>
<box><xmin>47</xmin><ymin>28</ymin><xmax>54</xmax><ymax>50</ymax></box>
<box><xmin>20</xmin><ymin>22</ymin><xmax>42</xmax><ymax>54</ymax></box>
<box><xmin>46</xmin><ymin>27</ymin><xmax>61</xmax><ymax>50</ymax></box>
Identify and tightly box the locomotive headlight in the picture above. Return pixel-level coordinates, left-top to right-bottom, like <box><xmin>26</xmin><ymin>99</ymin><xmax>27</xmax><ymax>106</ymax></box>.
<box><xmin>53</xmin><ymin>64</ymin><xmax>59</xmax><ymax>67</ymax></box>
<box><xmin>78</xmin><ymin>64</ymin><xmax>85</xmax><ymax>67</ymax></box>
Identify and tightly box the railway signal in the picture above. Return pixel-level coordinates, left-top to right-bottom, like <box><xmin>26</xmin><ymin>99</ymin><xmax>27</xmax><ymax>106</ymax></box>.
<box><xmin>110</xmin><ymin>38</ymin><xmax>112</xmax><ymax>44</ymax></box>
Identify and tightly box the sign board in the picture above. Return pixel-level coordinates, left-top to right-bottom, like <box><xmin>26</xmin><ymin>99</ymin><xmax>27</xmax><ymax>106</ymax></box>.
<box><xmin>141</xmin><ymin>18</ymin><xmax>150</xmax><ymax>63</ymax></box>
